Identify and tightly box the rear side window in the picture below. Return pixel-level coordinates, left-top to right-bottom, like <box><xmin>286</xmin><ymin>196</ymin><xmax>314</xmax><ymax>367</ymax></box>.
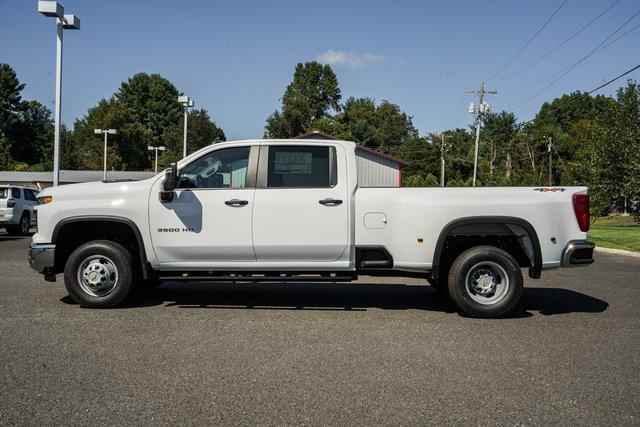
<box><xmin>12</xmin><ymin>188</ymin><xmax>21</xmax><ymax>199</ymax></box>
<box><xmin>267</xmin><ymin>146</ymin><xmax>336</xmax><ymax>188</ymax></box>
<box><xmin>24</xmin><ymin>190</ymin><xmax>36</xmax><ymax>201</ymax></box>
<box><xmin>0</xmin><ymin>188</ymin><xmax>7</xmax><ymax>199</ymax></box>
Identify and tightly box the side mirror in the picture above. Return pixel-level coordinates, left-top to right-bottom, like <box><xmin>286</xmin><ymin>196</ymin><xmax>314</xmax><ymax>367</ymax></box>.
<box><xmin>160</xmin><ymin>162</ymin><xmax>177</xmax><ymax>203</ymax></box>
<box><xmin>163</xmin><ymin>162</ymin><xmax>178</xmax><ymax>191</ymax></box>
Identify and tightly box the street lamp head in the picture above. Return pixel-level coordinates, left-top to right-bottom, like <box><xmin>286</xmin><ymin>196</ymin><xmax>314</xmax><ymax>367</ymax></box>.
<box><xmin>178</xmin><ymin>95</ymin><xmax>194</xmax><ymax>107</ymax></box>
<box><xmin>38</xmin><ymin>1</ymin><xmax>64</xmax><ymax>18</ymax></box>
<box><xmin>106</xmin><ymin>129</ymin><xmax>117</xmax><ymax>134</ymax></box>
<box><xmin>147</xmin><ymin>146</ymin><xmax>154</xmax><ymax>151</ymax></box>
<box><xmin>94</xmin><ymin>129</ymin><xmax>103</xmax><ymax>134</ymax></box>
<box><xmin>158</xmin><ymin>146</ymin><xmax>166</xmax><ymax>151</ymax></box>
<box><xmin>62</xmin><ymin>14</ymin><xmax>80</xmax><ymax>30</ymax></box>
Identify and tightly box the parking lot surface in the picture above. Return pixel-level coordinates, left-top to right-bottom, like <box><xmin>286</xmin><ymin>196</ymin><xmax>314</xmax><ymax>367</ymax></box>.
<box><xmin>1</xmin><ymin>233</ymin><xmax>639</xmax><ymax>425</ymax></box>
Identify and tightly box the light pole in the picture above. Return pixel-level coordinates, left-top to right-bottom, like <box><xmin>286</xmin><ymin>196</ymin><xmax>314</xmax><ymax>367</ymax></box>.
<box><xmin>94</xmin><ymin>129</ymin><xmax>117</xmax><ymax>181</ymax></box>
<box><xmin>178</xmin><ymin>95</ymin><xmax>194</xmax><ymax>158</ymax></box>
<box><xmin>147</xmin><ymin>146</ymin><xmax>166</xmax><ymax>173</ymax></box>
<box><xmin>38</xmin><ymin>1</ymin><xmax>80</xmax><ymax>187</ymax></box>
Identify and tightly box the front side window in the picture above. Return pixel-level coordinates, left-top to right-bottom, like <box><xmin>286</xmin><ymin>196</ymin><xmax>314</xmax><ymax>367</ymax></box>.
<box><xmin>267</xmin><ymin>146</ymin><xmax>335</xmax><ymax>188</ymax></box>
<box><xmin>178</xmin><ymin>147</ymin><xmax>250</xmax><ymax>189</ymax></box>
<box><xmin>12</xmin><ymin>188</ymin><xmax>21</xmax><ymax>199</ymax></box>
<box><xmin>24</xmin><ymin>190</ymin><xmax>36</xmax><ymax>201</ymax></box>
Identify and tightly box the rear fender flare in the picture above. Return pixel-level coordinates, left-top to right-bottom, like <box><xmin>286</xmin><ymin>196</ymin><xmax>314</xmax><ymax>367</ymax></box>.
<box><xmin>431</xmin><ymin>216</ymin><xmax>542</xmax><ymax>281</ymax></box>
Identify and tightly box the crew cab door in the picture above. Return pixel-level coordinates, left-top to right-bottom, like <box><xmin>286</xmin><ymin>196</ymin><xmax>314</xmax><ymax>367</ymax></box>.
<box><xmin>149</xmin><ymin>146</ymin><xmax>257</xmax><ymax>265</ymax></box>
<box><xmin>252</xmin><ymin>144</ymin><xmax>349</xmax><ymax>262</ymax></box>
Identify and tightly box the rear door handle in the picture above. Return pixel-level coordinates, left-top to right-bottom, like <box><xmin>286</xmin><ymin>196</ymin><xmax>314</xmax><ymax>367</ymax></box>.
<box><xmin>319</xmin><ymin>198</ymin><xmax>343</xmax><ymax>206</ymax></box>
<box><xmin>225</xmin><ymin>199</ymin><xmax>248</xmax><ymax>206</ymax></box>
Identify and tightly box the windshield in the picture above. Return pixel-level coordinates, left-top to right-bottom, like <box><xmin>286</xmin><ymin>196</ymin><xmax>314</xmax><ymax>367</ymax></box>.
<box><xmin>0</xmin><ymin>188</ymin><xmax>7</xmax><ymax>199</ymax></box>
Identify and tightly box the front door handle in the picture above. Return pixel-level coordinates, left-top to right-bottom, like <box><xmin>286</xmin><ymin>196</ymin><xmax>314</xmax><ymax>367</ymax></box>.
<box><xmin>319</xmin><ymin>198</ymin><xmax>343</xmax><ymax>206</ymax></box>
<box><xmin>225</xmin><ymin>199</ymin><xmax>248</xmax><ymax>206</ymax></box>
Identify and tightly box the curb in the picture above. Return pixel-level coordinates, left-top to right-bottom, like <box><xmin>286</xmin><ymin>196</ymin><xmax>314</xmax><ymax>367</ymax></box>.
<box><xmin>594</xmin><ymin>246</ymin><xmax>640</xmax><ymax>258</ymax></box>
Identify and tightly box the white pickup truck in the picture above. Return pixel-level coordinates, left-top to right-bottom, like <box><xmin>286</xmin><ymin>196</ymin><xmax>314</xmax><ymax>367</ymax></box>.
<box><xmin>28</xmin><ymin>139</ymin><xmax>594</xmax><ymax>317</ymax></box>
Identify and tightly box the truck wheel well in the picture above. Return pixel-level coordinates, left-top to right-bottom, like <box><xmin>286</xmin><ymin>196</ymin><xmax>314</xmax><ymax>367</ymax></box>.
<box><xmin>431</xmin><ymin>217</ymin><xmax>542</xmax><ymax>282</ymax></box>
<box><xmin>52</xmin><ymin>218</ymin><xmax>149</xmax><ymax>278</ymax></box>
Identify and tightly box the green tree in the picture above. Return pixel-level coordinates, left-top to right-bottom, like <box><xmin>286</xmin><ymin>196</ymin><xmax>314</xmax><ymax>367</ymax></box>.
<box><xmin>0</xmin><ymin>135</ymin><xmax>11</xmax><ymax>170</ymax></box>
<box><xmin>403</xmin><ymin>174</ymin><xmax>427</xmax><ymax>187</ymax></box>
<box><xmin>481</xmin><ymin>111</ymin><xmax>519</xmax><ymax>184</ymax></box>
<box><xmin>305</xmin><ymin>116</ymin><xmax>352</xmax><ymax>140</ymax></box>
<box><xmin>12</xmin><ymin>101</ymin><xmax>54</xmax><ymax>166</ymax></box>
<box><xmin>0</xmin><ymin>63</ymin><xmax>25</xmax><ymax>137</ymax></box>
<box><xmin>69</xmin><ymin>73</ymin><xmax>225</xmax><ymax>171</ymax></box>
<box><xmin>159</xmin><ymin>109</ymin><xmax>225</xmax><ymax>166</ymax></box>
<box><xmin>265</xmin><ymin>62</ymin><xmax>341</xmax><ymax>138</ymax></box>
<box><xmin>339</xmin><ymin>97</ymin><xmax>417</xmax><ymax>148</ymax></box>
<box><xmin>567</xmin><ymin>82</ymin><xmax>640</xmax><ymax>216</ymax></box>
<box><xmin>0</xmin><ymin>63</ymin><xmax>54</xmax><ymax>169</ymax></box>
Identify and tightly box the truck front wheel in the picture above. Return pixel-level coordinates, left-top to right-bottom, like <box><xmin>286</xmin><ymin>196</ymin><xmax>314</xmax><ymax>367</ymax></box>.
<box><xmin>447</xmin><ymin>246</ymin><xmax>523</xmax><ymax>318</ymax></box>
<box><xmin>63</xmin><ymin>240</ymin><xmax>134</xmax><ymax>308</ymax></box>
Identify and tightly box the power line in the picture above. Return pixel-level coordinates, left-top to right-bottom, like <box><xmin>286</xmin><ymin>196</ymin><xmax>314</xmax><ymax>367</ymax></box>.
<box><xmin>512</xmin><ymin>8</ymin><xmax>640</xmax><ymax>110</ymax></box>
<box><xmin>445</xmin><ymin>93</ymin><xmax>466</xmax><ymax>130</ymax></box>
<box><xmin>588</xmin><ymin>63</ymin><xmax>640</xmax><ymax>94</ymax></box>
<box><xmin>508</xmin><ymin>19</ymin><xmax>640</xmax><ymax>91</ymax></box>
<box><xmin>487</xmin><ymin>0</ymin><xmax>568</xmax><ymax>81</ymax></box>
<box><xmin>496</xmin><ymin>0</ymin><xmax>621</xmax><ymax>83</ymax></box>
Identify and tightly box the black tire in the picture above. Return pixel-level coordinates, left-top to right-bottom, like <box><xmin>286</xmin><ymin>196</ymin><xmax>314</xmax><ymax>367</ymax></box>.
<box><xmin>6</xmin><ymin>213</ymin><xmax>30</xmax><ymax>236</ymax></box>
<box><xmin>447</xmin><ymin>246</ymin><xmax>523</xmax><ymax>318</ymax></box>
<box><xmin>64</xmin><ymin>240</ymin><xmax>134</xmax><ymax>308</ymax></box>
<box><xmin>18</xmin><ymin>213</ymin><xmax>31</xmax><ymax>236</ymax></box>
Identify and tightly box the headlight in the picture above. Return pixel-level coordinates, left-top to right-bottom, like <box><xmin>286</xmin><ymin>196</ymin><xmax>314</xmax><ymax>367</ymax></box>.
<box><xmin>37</xmin><ymin>196</ymin><xmax>53</xmax><ymax>205</ymax></box>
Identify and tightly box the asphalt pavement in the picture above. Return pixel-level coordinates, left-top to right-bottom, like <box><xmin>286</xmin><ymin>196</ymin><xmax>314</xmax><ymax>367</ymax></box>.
<box><xmin>0</xmin><ymin>233</ymin><xmax>638</xmax><ymax>425</ymax></box>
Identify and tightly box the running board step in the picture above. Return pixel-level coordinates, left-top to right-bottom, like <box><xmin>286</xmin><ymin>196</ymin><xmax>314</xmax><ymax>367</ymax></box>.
<box><xmin>157</xmin><ymin>272</ymin><xmax>357</xmax><ymax>282</ymax></box>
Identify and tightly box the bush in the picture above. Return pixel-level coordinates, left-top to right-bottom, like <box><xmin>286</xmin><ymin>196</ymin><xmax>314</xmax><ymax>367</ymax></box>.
<box><xmin>403</xmin><ymin>174</ymin><xmax>426</xmax><ymax>187</ymax></box>
<box><xmin>424</xmin><ymin>173</ymin><xmax>439</xmax><ymax>187</ymax></box>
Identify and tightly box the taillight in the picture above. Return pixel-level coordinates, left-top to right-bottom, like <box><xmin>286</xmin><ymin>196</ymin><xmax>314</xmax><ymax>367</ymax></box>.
<box><xmin>572</xmin><ymin>194</ymin><xmax>590</xmax><ymax>232</ymax></box>
<box><xmin>7</xmin><ymin>199</ymin><xmax>16</xmax><ymax>208</ymax></box>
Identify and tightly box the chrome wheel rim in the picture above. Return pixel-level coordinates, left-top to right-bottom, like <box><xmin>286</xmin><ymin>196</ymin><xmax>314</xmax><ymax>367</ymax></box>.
<box><xmin>465</xmin><ymin>261</ymin><xmax>510</xmax><ymax>305</ymax></box>
<box><xmin>21</xmin><ymin>217</ymin><xmax>29</xmax><ymax>234</ymax></box>
<box><xmin>77</xmin><ymin>255</ymin><xmax>119</xmax><ymax>298</ymax></box>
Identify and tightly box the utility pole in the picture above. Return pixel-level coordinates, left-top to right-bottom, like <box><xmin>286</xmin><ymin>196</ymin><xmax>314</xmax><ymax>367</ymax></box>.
<box><xmin>547</xmin><ymin>136</ymin><xmax>553</xmax><ymax>186</ymax></box>
<box><xmin>440</xmin><ymin>133</ymin><xmax>446</xmax><ymax>187</ymax></box>
<box><xmin>466</xmin><ymin>82</ymin><xmax>497</xmax><ymax>187</ymax></box>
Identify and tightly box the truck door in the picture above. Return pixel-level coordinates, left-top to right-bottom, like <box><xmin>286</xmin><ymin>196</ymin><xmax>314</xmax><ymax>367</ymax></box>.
<box><xmin>252</xmin><ymin>144</ymin><xmax>349</xmax><ymax>262</ymax></box>
<box><xmin>149</xmin><ymin>145</ymin><xmax>257</xmax><ymax>266</ymax></box>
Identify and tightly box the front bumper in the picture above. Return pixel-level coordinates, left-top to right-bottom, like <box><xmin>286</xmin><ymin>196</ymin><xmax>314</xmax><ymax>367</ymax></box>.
<box><xmin>28</xmin><ymin>242</ymin><xmax>55</xmax><ymax>274</ymax></box>
<box><xmin>561</xmin><ymin>240</ymin><xmax>595</xmax><ymax>267</ymax></box>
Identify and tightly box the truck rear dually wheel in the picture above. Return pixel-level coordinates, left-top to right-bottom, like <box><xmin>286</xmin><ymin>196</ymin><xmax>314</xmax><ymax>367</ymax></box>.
<box><xmin>447</xmin><ymin>246</ymin><xmax>523</xmax><ymax>318</ymax></box>
<box><xmin>64</xmin><ymin>240</ymin><xmax>134</xmax><ymax>308</ymax></box>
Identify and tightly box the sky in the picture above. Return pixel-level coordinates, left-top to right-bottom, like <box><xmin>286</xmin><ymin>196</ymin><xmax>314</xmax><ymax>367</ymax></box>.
<box><xmin>1</xmin><ymin>0</ymin><xmax>639</xmax><ymax>140</ymax></box>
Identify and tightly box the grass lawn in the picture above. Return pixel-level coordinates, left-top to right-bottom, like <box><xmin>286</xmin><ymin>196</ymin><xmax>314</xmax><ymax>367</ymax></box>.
<box><xmin>591</xmin><ymin>215</ymin><xmax>636</xmax><ymax>227</ymax></box>
<box><xmin>589</xmin><ymin>226</ymin><xmax>640</xmax><ymax>253</ymax></box>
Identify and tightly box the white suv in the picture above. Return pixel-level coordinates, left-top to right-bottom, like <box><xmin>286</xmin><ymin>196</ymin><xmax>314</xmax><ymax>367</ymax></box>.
<box><xmin>0</xmin><ymin>185</ymin><xmax>38</xmax><ymax>236</ymax></box>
